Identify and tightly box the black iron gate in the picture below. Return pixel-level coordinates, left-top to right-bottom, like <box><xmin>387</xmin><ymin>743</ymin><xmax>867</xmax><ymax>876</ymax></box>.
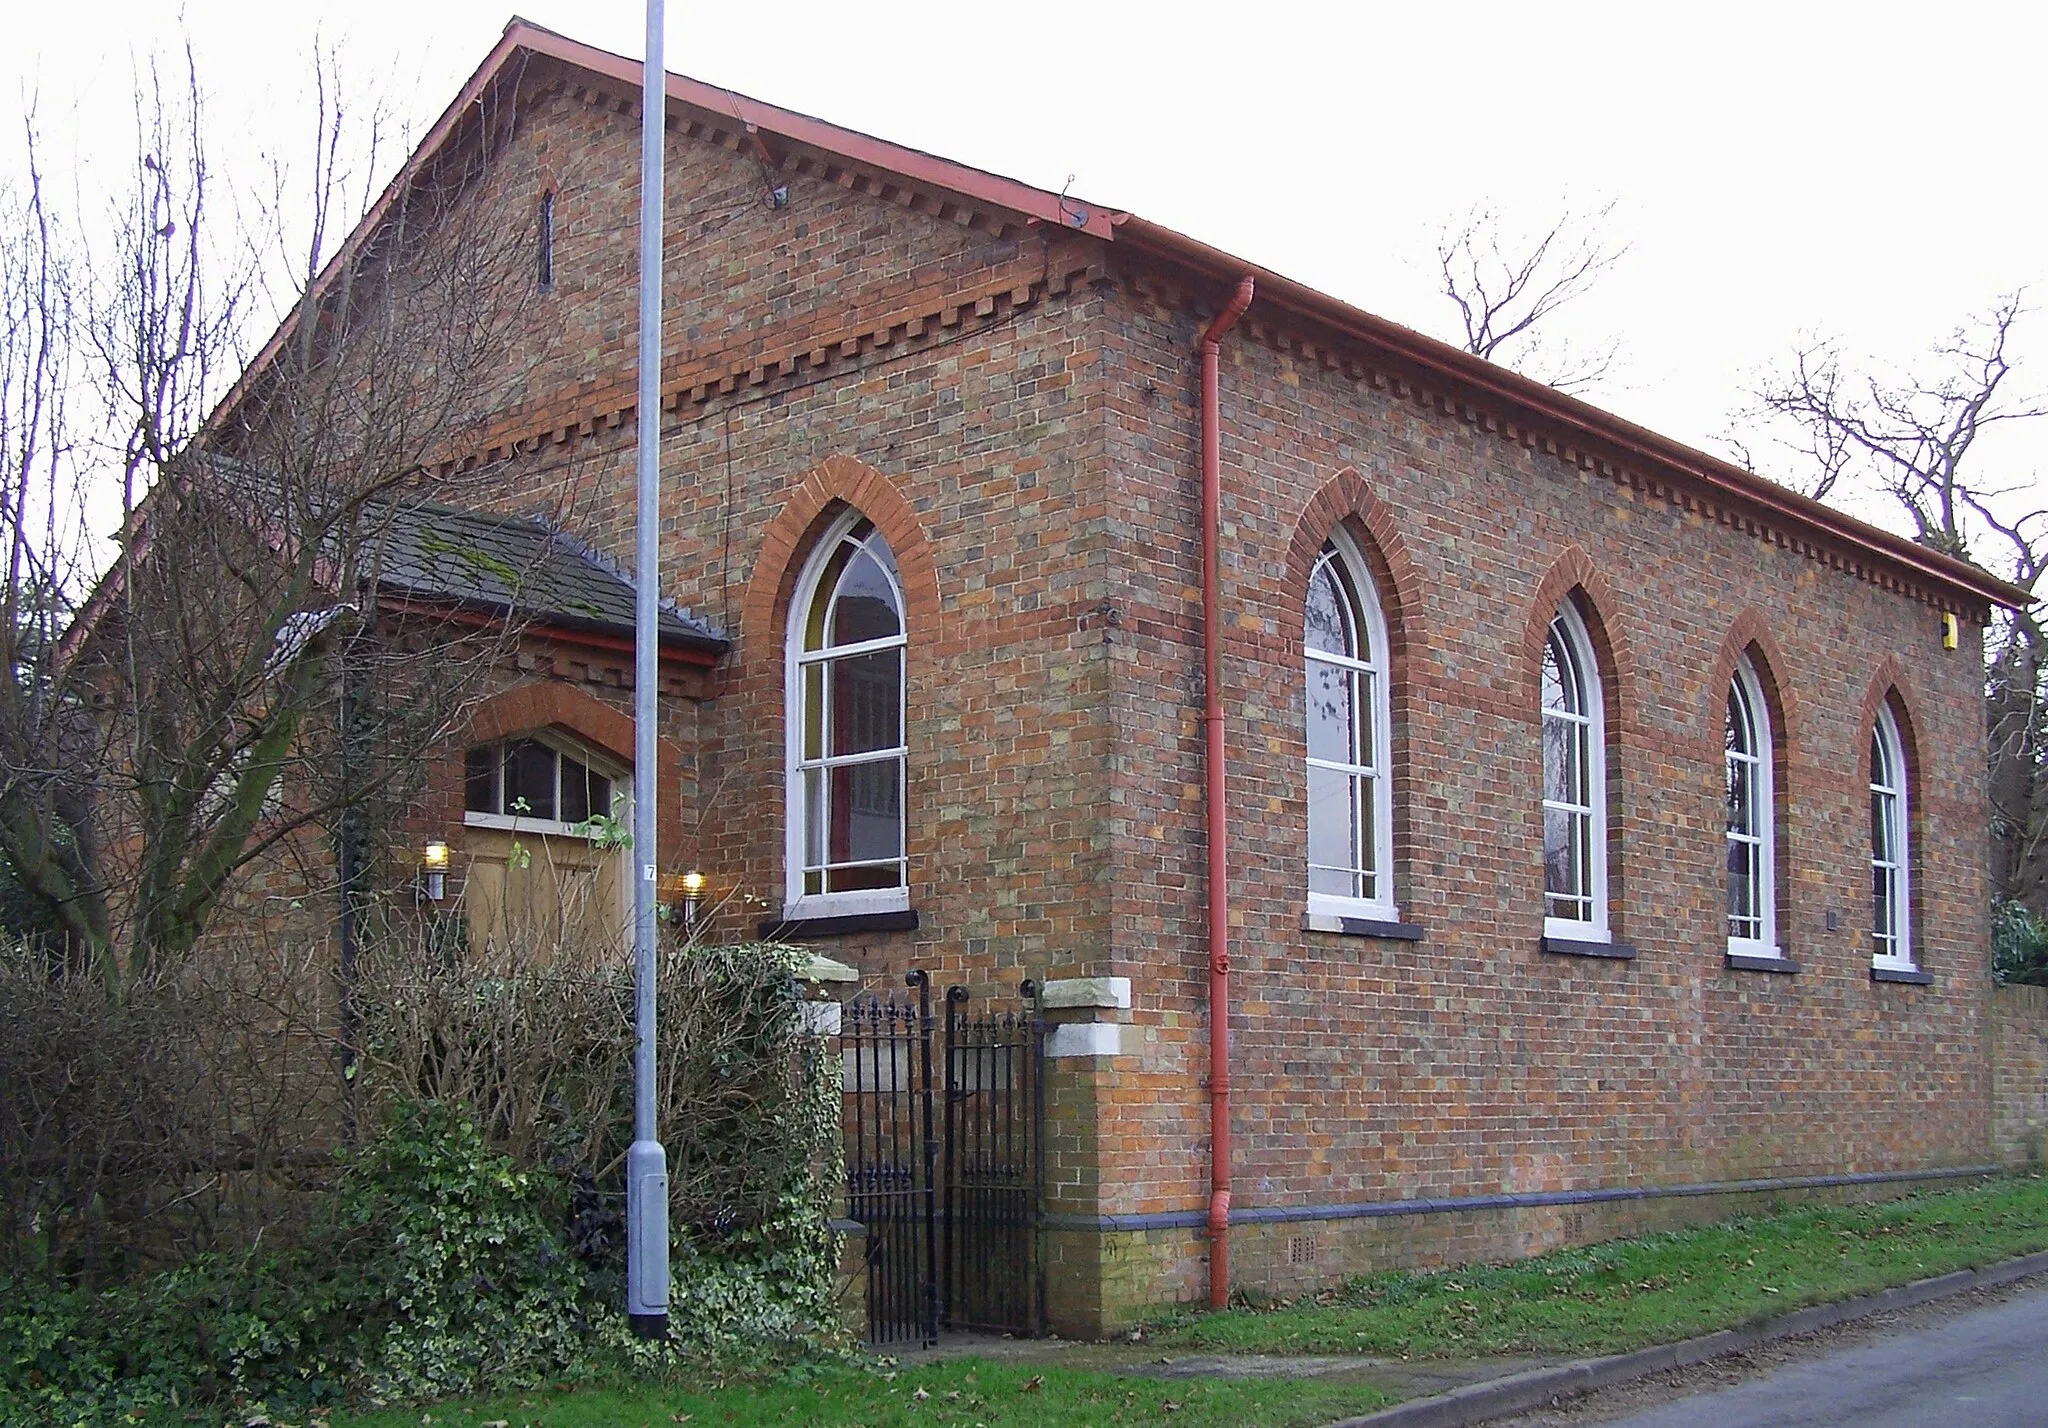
<box><xmin>843</xmin><ymin>971</ymin><xmax>1045</xmax><ymax>1346</ymax></box>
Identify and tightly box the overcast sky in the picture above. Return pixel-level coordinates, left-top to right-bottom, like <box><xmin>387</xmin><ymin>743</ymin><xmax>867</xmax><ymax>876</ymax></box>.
<box><xmin>9</xmin><ymin>0</ymin><xmax>2044</xmax><ymax>541</ymax></box>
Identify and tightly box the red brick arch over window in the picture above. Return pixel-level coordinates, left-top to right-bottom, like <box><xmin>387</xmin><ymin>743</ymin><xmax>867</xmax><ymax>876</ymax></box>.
<box><xmin>1704</xmin><ymin>612</ymin><xmax>1801</xmax><ymax>758</ymax></box>
<box><xmin>1283</xmin><ymin>466</ymin><xmax>1422</xmax><ymax>667</ymax></box>
<box><xmin>740</xmin><ymin>453</ymin><xmax>943</xmax><ymax>674</ymax></box>
<box><xmin>1855</xmin><ymin>657</ymin><xmax>1925</xmax><ymax>794</ymax></box>
<box><xmin>1519</xmin><ymin>545</ymin><xmax>1633</xmax><ymax>733</ymax></box>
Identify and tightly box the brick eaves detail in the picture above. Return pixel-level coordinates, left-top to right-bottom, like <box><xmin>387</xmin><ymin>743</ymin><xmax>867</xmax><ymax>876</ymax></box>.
<box><xmin>1125</xmin><ymin>268</ymin><xmax>1987</xmax><ymax>617</ymax></box>
<box><xmin>431</xmin><ymin>257</ymin><xmax>1097</xmax><ymax>476</ymax></box>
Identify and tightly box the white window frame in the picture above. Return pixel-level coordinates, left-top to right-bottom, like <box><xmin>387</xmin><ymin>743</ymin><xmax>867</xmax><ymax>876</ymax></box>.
<box><xmin>462</xmin><ymin>730</ymin><xmax>629</xmax><ymax>841</ymax></box>
<box><xmin>1304</xmin><ymin>531</ymin><xmax>1397</xmax><ymax>923</ymax></box>
<box><xmin>784</xmin><ymin>510</ymin><xmax>911</xmax><ymax>920</ymax></box>
<box><xmin>1541</xmin><ymin>602</ymin><xmax>1608</xmax><ymax>942</ymax></box>
<box><xmin>1725</xmin><ymin>657</ymin><xmax>1781</xmax><ymax>958</ymax></box>
<box><xmin>1870</xmin><ymin>702</ymin><xmax>1913</xmax><ymax>970</ymax></box>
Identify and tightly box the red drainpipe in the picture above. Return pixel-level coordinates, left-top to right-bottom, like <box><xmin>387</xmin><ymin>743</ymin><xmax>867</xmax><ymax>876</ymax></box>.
<box><xmin>1201</xmin><ymin>273</ymin><xmax>1255</xmax><ymax>1311</ymax></box>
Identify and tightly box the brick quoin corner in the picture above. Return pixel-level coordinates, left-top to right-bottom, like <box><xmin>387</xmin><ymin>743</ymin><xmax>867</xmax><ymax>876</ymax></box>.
<box><xmin>231</xmin><ymin>22</ymin><xmax>2044</xmax><ymax>1337</ymax></box>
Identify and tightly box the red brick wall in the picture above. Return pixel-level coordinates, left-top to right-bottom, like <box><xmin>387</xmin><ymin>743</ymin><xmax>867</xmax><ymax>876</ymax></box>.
<box><xmin>310</xmin><ymin>68</ymin><xmax>2004</xmax><ymax>1321</ymax></box>
<box><xmin>1087</xmin><ymin>268</ymin><xmax>1993</xmax><ymax>1301</ymax></box>
<box><xmin>1993</xmin><ymin>983</ymin><xmax>2048</xmax><ymax>1164</ymax></box>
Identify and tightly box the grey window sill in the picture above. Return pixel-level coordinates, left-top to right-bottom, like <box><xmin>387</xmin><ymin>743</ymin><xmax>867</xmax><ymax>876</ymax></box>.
<box><xmin>1870</xmin><ymin>965</ymin><xmax>1933</xmax><ymax>985</ymax></box>
<box><xmin>1302</xmin><ymin>914</ymin><xmax>1425</xmax><ymax>941</ymax></box>
<box><xmin>1541</xmin><ymin>937</ymin><xmax>1638</xmax><ymax>960</ymax></box>
<box><xmin>758</xmin><ymin>909</ymin><xmax>919</xmax><ymax>940</ymax></box>
<box><xmin>1726</xmin><ymin>952</ymin><xmax>1799</xmax><ymax>974</ymax></box>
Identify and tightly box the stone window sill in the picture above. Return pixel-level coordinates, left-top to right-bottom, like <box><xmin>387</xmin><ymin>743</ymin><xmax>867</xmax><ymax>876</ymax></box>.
<box><xmin>1726</xmin><ymin>952</ymin><xmax>1799</xmax><ymax>974</ymax></box>
<box><xmin>1871</xmin><ymin>965</ymin><xmax>1933</xmax><ymax>985</ymax></box>
<box><xmin>1302</xmin><ymin>913</ymin><xmax>1425</xmax><ymax>941</ymax></box>
<box><xmin>1541</xmin><ymin>936</ymin><xmax>1638</xmax><ymax>960</ymax></box>
<box><xmin>757</xmin><ymin>909</ymin><xmax>919</xmax><ymax>940</ymax></box>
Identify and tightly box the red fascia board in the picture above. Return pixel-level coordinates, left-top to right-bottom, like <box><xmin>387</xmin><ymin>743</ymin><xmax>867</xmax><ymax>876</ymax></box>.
<box><xmin>374</xmin><ymin>591</ymin><xmax>723</xmax><ymax>666</ymax></box>
<box><xmin>211</xmin><ymin>17</ymin><xmax>1112</xmax><ymax>437</ymax></box>
<box><xmin>505</xmin><ymin>21</ymin><xmax>1118</xmax><ymax>240</ymax></box>
<box><xmin>1111</xmin><ymin>214</ymin><xmax>2030</xmax><ymax>614</ymax></box>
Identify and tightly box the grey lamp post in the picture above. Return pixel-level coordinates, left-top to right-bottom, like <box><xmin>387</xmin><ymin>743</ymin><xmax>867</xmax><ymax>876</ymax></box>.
<box><xmin>626</xmin><ymin>0</ymin><xmax>671</xmax><ymax>1340</ymax></box>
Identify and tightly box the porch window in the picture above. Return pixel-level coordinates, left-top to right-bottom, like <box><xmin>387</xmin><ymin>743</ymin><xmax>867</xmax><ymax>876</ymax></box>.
<box><xmin>464</xmin><ymin>735</ymin><xmax>619</xmax><ymax>834</ymax></box>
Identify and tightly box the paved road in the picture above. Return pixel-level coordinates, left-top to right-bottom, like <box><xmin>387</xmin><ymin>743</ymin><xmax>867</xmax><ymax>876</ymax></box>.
<box><xmin>1601</xmin><ymin>1284</ymin><xmax>2048</xmax><ymax>1427</ymax></box>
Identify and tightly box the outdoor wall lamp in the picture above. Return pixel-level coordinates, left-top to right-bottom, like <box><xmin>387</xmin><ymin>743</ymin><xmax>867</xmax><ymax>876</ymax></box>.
<box><xmin>680</xmin><ymin>869</ymin><xmax>705</xmax><ymax>931</ymax></box>
<box><xmin>420</xmin><ymin>840</ymin><xmax>450</xmax><ymax>903</ymax></box>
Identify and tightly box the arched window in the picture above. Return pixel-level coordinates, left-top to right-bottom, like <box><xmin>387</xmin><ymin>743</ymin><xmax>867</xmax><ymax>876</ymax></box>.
<box><xmin>1541</xmin><ymin>602</ymin><xmax>1607</xmax><ymax>939</ymax></box>
<box><xmin>1725</xmin><ymin>657</ymin><xmax>1780</xmax><ymax>956</ymax></box>
<box><xmin>1870</xmin><ymin>703</ymin><xmax>1912</xmax><ymax>968</ymax></box>
<box><xmin>1304</xmin><ymin>536</ymin><xmax>1394</xmax><ymax>919</ymax></box>
<box><xmin>786</xmin><ymin>513</ymin><xmax>908</xmax><ymax>916</ymax></box>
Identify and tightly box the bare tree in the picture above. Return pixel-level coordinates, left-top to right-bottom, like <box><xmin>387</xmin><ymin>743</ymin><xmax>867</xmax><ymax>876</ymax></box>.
<box><xmin>0</xmin><ymin>48</ymin><xmax>544</xmax><ymax>984</ymax></box>
<box><xmin>1436</xmin><ymin>198</ymin><xmax>1628</xmax><ymax>394</ymax></box>
<box><xmin>1742</xmin><ymin>297</ymin><xmax>2048</xmax><ymax>911</ymax></box>
<box><xmin>1741</xmin><ymin>295</ymin><xmax>2047</xmax><ymax>545</ymax></box>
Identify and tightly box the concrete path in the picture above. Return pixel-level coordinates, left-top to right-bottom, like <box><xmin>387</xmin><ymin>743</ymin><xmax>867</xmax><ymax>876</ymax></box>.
<box><xmin>1598</xmin><ymin>1283</ymin><xmax>2048</xmax><ymax>1427</ymax></box>
<box><xmin>900</xmin><ymin>1330</ymin><xmax>1570</xmax><ymax>1401</ymax></box>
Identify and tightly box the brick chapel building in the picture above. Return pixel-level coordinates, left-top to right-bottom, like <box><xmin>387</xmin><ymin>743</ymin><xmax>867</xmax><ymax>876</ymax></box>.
<box><xmin>251</xmin><ymin>20</ymin><xmax>2030</xmax><ymax>1335</ymax></box>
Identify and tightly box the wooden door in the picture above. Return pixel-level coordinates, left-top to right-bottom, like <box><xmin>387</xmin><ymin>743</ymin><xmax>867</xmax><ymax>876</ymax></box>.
<box><xmin>458</xmin><ymin>827</ymin><xmax>627</xmax><ymax>962</ymax></box>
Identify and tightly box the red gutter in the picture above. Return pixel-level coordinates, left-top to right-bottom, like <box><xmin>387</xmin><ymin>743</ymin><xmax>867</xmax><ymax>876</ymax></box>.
<box><xmin>1201</xmin><ymin>274</ymin><xmax>1256</xmax><ymax>1311</ymax></box>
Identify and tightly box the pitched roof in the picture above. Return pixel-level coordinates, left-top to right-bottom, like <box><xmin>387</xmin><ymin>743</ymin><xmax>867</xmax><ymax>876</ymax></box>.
<box><xmin>371</xmin><ymin>501</ymin><xmax>725</xmax><ymax>651</ymax></box>
<box><xmin>227</xmin><ymin>15</ymin><xmax>2030</xmax><ymax>615</ymax></box>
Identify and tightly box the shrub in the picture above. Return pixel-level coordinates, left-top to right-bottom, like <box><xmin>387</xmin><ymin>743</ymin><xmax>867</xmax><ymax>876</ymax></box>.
<box><xmin>1993</xmin><ymin>898</ymin><xmax>2048</xmax><ymax>986</ymax></box>
<box><xmin>0</xmin><ymin>936</ymin><xmax>843</xmax><ymax>1423</ymax></box>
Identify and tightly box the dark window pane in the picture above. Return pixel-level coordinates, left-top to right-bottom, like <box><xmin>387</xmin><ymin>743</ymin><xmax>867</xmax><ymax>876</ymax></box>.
<box><xmin>1307</xmin><ymin>763</ymin><xmax>1358</xmax><ymax>887</ymax></box>
<box><xmin>587</xmin><ymin>773</ymin><xmax>613</xmax><ymax>823</ymax></box>
<box><xmin>560</xmin><ymin>754</ymin><xmax>592</xmax><ymax>823</ymax></box>
<box><xmin>504</xmin><ymin>739</ymin><xmax>557</xmax><ymax>821</ymax></box>
<box><xmin>1305</xmin><ymin>558</ymin><xmax>1354</xmax><ymax>656</ymax></box>
<box><xmin>1543</xmin><ymin>714</ymin><xmax>1574</xmax><ymax>806</ymax></box>
<box><xmin>1305</xmin><ymin>660</ymin><xmax>1356</xmax><ymax>765</ymax></box>
<box><xmin>1727</xmin><ymin>686</ymin><xmax>1750</xmax><ymax>756</ymax></box>
<box><xmin>1727</xmin><ymin>758</ymin><xmax>1754</xmax><ymax>835</ymax></box>
<box><xmin>829</xmin><ymin>649</ymin><xmax>902</xmax><ymax>755</ymax></box>
<box><xmin>829</xmin><ymin>542</ymin><xmax>903</xmax><ymax>646</ymax></box>
<box><xmin>1544</xmin><ymin>807</ymin><xmax>1582</xmax><ymax>901</ymax></box>
<box><xmin>1542</xmin><ymin>626</ymin><xmax>1572</xmax><ymax>712</ymax></box>
<box><xmin>828</xmin><ymin>861</ymin><xmax>904</xmax><ymax>893</ymax></box>
<box><xmin>465</xmin><ymin>745</ymin><xmax>498</xmax><ymax>814</ymax></box>
<box><xmin>830</xmin><ymin>757</ymin><xmax>903</xmax><ymax>866</ymax></box>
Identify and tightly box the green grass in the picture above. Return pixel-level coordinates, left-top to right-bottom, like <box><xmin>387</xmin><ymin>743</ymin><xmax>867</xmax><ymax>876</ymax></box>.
<box><xmin>326</xmin><ymin>1359</ymin><xmax>1399</xmax><ymax>1428</ymax></box>
<box><xmin>316</xmin><ymin>1175</ymin><xmax>2048</xmax><ymax>1428</ymax></box>
<box><xmin>1150</xmin><ymin>1173</ymin><xmax>2048</xmax><ymax>1359</ymax></box>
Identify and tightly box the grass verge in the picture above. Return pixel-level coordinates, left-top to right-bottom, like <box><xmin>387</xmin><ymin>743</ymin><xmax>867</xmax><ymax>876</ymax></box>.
<box><xmin>1148</xmin><ymin>1172</ymin><xmax>2048</xmax><ymax>1358</ymax></box>
<box><xmin>327</xmin><ymin>1359</ymin><xmax>1399</xmax><ymax>1428</ymax></box>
